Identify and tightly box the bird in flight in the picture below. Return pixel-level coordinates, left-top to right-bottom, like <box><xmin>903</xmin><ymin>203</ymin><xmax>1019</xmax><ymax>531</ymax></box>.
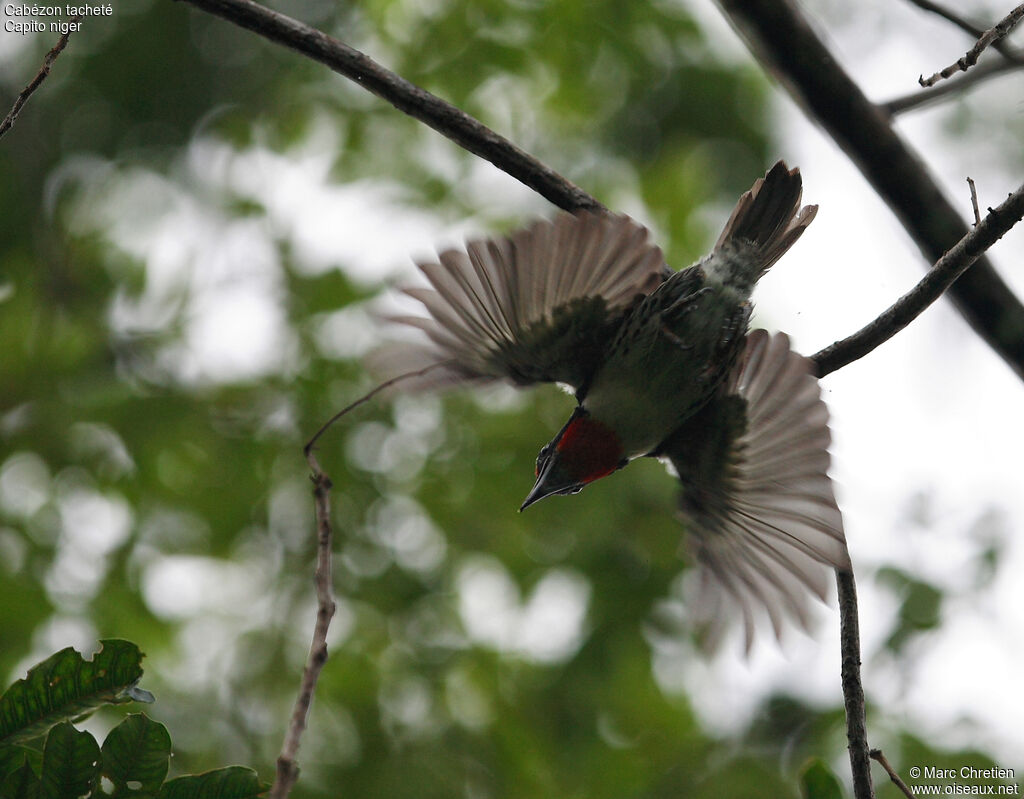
<box><xmin>373</xmin><ymin>161</ymin><xmax>850</xmax><ymax>650</ymax></box>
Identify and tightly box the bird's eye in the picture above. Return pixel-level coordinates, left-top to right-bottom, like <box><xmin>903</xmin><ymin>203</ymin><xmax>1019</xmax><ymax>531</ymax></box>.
<box><xmin>535</xmin><ymin>444</ymin><xmax>552</xmax><ymax>477</ymax></box>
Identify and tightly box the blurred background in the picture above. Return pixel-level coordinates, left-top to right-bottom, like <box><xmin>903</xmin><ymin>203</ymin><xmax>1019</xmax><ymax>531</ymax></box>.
<box><xmin>2</xmin><ymin>1</ymin><xmax>1023</xmax><ymax>796</ymax></box>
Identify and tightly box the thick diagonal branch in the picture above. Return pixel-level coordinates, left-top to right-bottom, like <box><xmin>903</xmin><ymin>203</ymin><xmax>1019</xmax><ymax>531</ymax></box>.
<box><xmin>173</xmin><ymin>0</ymin><xmax>601</xmax><ymax>213</ymax></box>
<box><xmin>717</xmin><ymin>0</ymin><xmax>1024</xmax><ymax>383</ymax></box>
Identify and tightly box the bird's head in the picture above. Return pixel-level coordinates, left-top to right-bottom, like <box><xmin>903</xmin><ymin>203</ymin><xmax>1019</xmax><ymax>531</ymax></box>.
<box><xmin>520</xmin><ymin>407</ymin><xmax>627</xmax><ymax>511</ymax></box>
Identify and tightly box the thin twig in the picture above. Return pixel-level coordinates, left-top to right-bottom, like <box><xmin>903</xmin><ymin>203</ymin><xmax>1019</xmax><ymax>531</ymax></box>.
<box><xmin>716</xmin><ymin>0</ymin><xmax>1024</xmax><ymax>381</ymax></box>
<box><xmin>905</xmin><ymin>0</ymin><xmax>997</xmax><ymax>47</ymax></box>
<box><xmin>266</xmin><ymin>361</ymin><xmax>457</xmax><ymax>798</ymax></box>
<box><xmin>304</xmin><ymin>360</ymin><xmax>455</xmax><ymax>456</ymax></box>
<box><xmin>173</xmin><ymin>0</ymin><xmax>601</xmax><ymax>213</ymax></box>
<box><xmin>813</xmin><ymin>177</ymin><xmax>1024</xmax><ymax>376</ymax></box>
<box><xmin>837</xmin><ymin>569</ymin><xmax>874</xmax><ymax>799</ymax></box>
<box><xmin>180</xmin><ymin>0</ymin><xmax>1024</xmax><ymax>381</ymax></box>
<box><xmin>920</xmin><ymin>3</ymin><xmax>1024</xmax><ymax>86</ymax></box>
<box><xmin>884</xmin><ymin>54</ymin><xmax>1024</xmax><ymax>114</ymax></box>
<box><xmin>870</xmin><ymin>749</ymin><xmax>915</xmax><ymax>799</ymax></box>
<box><xmin>164</xmin><ymin>7</ymin><xmax>1024</xmax><ymax>799</ymax></box>
<box><xmin>967</xmin><ymin>177</ymin><xmax>981</xmax><ymax>226</ymax></box>
<box><xmin>269</xmin><ymin>454</ymin><xmax>337</xmax><ymax>799</ymax></box>
<box><xmin>0</xmin><ymin>19</ymin><xmax>81</xmax><ymax>140</ymax></box>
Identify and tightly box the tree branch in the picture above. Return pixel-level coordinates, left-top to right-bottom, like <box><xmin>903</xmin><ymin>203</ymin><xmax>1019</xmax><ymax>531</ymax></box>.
<box><xmin>920</xmin><ymin>3</ymin><xmax>1024</xmax><ymax>86</ymax></box>
<box><xmin>905</xmin><ymin>0</ymin><xmax>999</xmax><ymax>47</ymax></box>
<box><xmin>967</xmin><ymin>177</ymin><xmax>981</xmax><ymax>227</ymax></box>
<box><xmin>883</xmin><ymin>54</ymin><xmax>1024</xmax><ymax>114</ymax></box>
<box><xmin>836</xmin><ymin>569</ymin><xmax>874</xmax><ymax>799</ymax></box>
<box><xmin>893</xmin><ymin>0</ymin><xmax>1024</xmax><ymax>112</ymax></box>
<box><xmin>812</xmin><ymin>177</ymin><xmax>1024</xmax><ymax>376</ymax></box>
<box><xmin>159</xmin><ymin>8</ymin><xmax>1023</xmax><ymax>796</ymax></box>
<box><xmin>0</xmin><ymin>20</ymin><xmax>81</xmax><ymax>140</ymax></box>
<box><xmin>716</xmin><ymin>0</ymin><xmax>1024</xmax><ymax>383</ymax></box>
<box><xmin>870</xmin><ymin>749</ymin><xmax>915</xmax><ymax>799</ymax></box>
<box><xmin>178</xmin><ymin>0</ymin><xmax>1024</xmax><ymax>382</ymax></box>
<box><xmin>172</xmin><ymin>0</ymin><xmax>601</xmax><ymax>213</ymax></box>
<box><xmin>269</xmin><ymin>452</ymin><xmax>337</xmax><ymax>799</ymax></box>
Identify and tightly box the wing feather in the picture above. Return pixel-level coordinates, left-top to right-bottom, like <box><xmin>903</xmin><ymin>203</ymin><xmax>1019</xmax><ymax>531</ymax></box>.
<box><xmin>664</xmin><ymin>330</ymin><xmax>850</xmax><ymax>651</ymax></box>
<box><xmin>374</xmin><ymin>211</ymin><xmax>666</xmax><ymax>391</ymax></box>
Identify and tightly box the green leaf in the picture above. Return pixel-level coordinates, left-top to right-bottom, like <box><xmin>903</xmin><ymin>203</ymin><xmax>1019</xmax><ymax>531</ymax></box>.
<box><xmin>0</xmin><ymin>640</ymin><xmax>150</xmax><ymax>746</ymax></box>
<box><xmin>800</xmin><ymin>758</ymin><xmax>845</xmax><ymax>799</ymax></box>
<box><xmin>40</xmin><ymin>722</ymin><xmax>101</xmax><ymax>799</ymax></box>
<box><xmin>0</xmin><ymin>745</ymin><xmax>29</xmax><ymax>781</ymax></box>
<box><xmin>0</xmin><ymin>745</ymin><xmax>43</xmax><ymax>779</ymax></box>
<box><xmin>1</xmin><ymin>760</ymin><xmax>41</xmax><ymax>799</ymax></box>
<box><xmin>101</xmin><ymin>713</ymin><xmax>171</xmax><ymax>794</ymax></box>
<box><xmin>157</xmin><ymin>766</ymin><xmax>267</xmax><ymax>799</ymax></box>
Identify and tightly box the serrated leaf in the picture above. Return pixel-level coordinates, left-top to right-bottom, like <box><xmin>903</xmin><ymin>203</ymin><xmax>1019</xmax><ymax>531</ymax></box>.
<box><xmin>158</xmin><ymin>766</ymin><xmax>267</xmax><ymax>799</ymax></box>
<box><xmin>101</xmin><ymin>713</ymin><xmax>171</xmax><ymax>794</ymax></box>
<box><xmin>0</xmin><ymin>640</ymin><xmax>149</xmax><ymax>746</ymax></box>
<box><xmin>40</xmin><ymin>722</ymin><xmax>101</xmax><ymax>799</ymax></box>
<box><xmin>1</xmin><ymin>760</ymin><xmax>41</xmax><ymax>799</ymax></box>
<box><xmin>800</xmin><ymin>758</ymin><xmax>845</xmax><ymax>799</ymax></box>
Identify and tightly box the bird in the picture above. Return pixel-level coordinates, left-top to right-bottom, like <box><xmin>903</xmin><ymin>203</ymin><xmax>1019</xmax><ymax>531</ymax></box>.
<box><xmin>372</xmin><ymin>161</ymin><xmax>850</xmax><ymax>650</ymax></box>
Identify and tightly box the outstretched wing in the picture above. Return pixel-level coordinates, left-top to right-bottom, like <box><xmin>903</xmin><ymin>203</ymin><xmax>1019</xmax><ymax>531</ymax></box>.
<box><xmin>373</xmin><ymin>211</ymin><xmax>667</xmax><ymax>392</ymax></box>
<box><xmin>661</xmin><ymin>330</ymin><xmax>850</xmax><ymax>651</ymax></box>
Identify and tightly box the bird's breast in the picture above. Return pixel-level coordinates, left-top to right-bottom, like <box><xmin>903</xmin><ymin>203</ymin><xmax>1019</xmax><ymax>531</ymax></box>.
<box><xmin>582</xmin><ymin>276</ymin><xmax>749</xmax><ymax>457</ymax></box>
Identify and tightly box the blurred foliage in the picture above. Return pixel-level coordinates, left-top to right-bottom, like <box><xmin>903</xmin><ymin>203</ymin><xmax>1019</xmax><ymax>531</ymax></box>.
<box><xmin>0</xmin><ymin>1</ymin><xmax>1012</xmax><ymax>798</ymax></box>
<box><xmin>876</xmin><ymin>567</ymin><xmax>943</xmax><ymax>654</ymax></box>
<box><xmin>800</xmin><ymin>759</ymin><xmax>844</xmax><ymax>799</ymax></box>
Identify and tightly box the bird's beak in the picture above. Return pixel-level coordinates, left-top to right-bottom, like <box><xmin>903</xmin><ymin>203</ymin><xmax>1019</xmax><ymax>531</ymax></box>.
<box><xmin>520</xmin><ymin>455</ymin><xmax>580</xmax><ymax>511</ymax></box>
<box><xmin>519</xmin><ymin>479</ymin><xmax>550</xmax><ymax>512</ymax></box>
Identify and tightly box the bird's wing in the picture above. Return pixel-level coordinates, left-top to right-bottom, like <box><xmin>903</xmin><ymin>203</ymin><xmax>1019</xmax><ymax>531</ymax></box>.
<box><xmin>661</xmin><ymin>329</ymin><xmax>850</xmax><ymax>652</ymax></box>
<box><xmin>372</xmin><ymin>211</ymin><xmax>667</xmax><ymax>392</ymax></box>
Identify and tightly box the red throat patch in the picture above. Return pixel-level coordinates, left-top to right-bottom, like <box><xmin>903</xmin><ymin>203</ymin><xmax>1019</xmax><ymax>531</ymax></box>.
<box><xmin>556</xmin><ymin>416</ymin><xmax>624</xmax><ymax>484</ymax></box>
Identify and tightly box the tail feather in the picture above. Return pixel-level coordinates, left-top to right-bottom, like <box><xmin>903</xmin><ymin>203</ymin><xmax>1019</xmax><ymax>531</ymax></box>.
<box><xmin>711</xmin><ymin>161</ymin><xmax>818</xmax><ymax>289</ymax></box>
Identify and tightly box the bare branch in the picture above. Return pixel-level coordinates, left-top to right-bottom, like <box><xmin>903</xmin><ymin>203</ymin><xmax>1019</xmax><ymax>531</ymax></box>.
<box><xmin>176</xmin><ymin>0</ymin><xmax>1024</xmax><ymax>380</ymax></box>
<box><xmin>836</xmin><ymin>569</ymin><xmax>874</xmax><ymax>799</ymax></box>
<box><xmin>716</xmin><ymin>0</ymin><xmax>1024</xmax><ymax>382</ymax></box>
<box><xmin>884</xmin><ymin>54</ymin><xmax>1024</xmax><ymax>114</ymax></box>
<box><xmin>172</xmin><ymin>0</ymin><xmax>601</xmax><ymax>213</ymax></box>
<box><xmin>870</xmin><ymin>749</ymin><xmax>915</xmax><ymax>799</ymax></box>
<box><xmin>813</xmin><ymin>178</ymin><xmax>1024</xmax><ymax>377</ymax></box>
<box><xmin>161</xmin><ymin>7</ymin><xmax>1023</xmax><ymax>799</ymax></box>
<box><xmin>905</xmin><ymin>0</ymin><xmax>994</xmax><ymax>45</ymax></box>
<box><xmin>885</xmin><ymin>0</ymin><xmax>1024</xmax><ymax>115</ymax></box>
<box><xmin>269</xmin><ymin>454</ymin><xmax>338</xmax><ymax>799</ymax></box>
<box><xmin>278</xmin><ymin>366</ymin><xmax>457</xmax><ymax>798</ymax></box>
<box><xmin>304</xmin><ymin>361</ymin><xmax>455</xmax><ymax>457</ymax></box>
<box><xmin>967</xmin><ymin>177</ymin><xmax>981</xmax><ymax>227</ymax></box>
<box><xmin>0</xmin><ymin>19</ymin><xmax>81</xmax><ymax>140</ymax></box>
<box><xmin>920</xmin><ymin>3</ymin><xmax>1024</xmax><ymax>86</ymax></box>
